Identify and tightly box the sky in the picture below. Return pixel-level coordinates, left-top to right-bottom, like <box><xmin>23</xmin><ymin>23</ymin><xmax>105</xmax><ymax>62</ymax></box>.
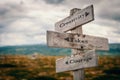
<box><xmin>0</xmin><ymin>0</ymin><xmax>120</xmax><ymax>46</ymax></box>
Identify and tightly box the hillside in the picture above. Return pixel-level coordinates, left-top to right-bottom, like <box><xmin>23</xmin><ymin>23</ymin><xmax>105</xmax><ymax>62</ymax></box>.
<box><xmin>0</xmin><ymin>43</ymin><xmax>120</xmax><ymax>56</ymax></box>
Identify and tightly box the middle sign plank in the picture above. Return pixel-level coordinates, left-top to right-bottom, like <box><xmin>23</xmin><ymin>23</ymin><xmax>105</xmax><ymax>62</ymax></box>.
<box><xmin>56</xmin><ymin>50</ymin><xmax>98</xmax><ymax>73</ymax></box>
<box><xmin>47</xmin><ymin>31</ymin><xmax>109</xmax><ymax>50</ymax></box>
<box><xmin>55</xmin><ymin>5</ymin><xmax>94</xmax><ymax>32</ymax></box>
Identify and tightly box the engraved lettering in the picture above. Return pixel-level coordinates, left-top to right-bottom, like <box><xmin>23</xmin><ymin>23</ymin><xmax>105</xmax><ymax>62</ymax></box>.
<box><xmin>58</xmin><ymin>11</ymin><xmax>90</xmax><ymax>28</ymax></box>
<box><xmin>65</xmin><ymin>57</ymin><xmax>92</xmax><ymax>65</ymax></box>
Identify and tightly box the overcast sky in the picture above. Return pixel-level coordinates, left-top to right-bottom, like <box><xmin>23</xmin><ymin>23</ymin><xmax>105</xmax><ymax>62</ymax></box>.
<box><xmin>0</xmin><ymin>0</ymin><xmax>120</xmax><ymax>46</ymax></box>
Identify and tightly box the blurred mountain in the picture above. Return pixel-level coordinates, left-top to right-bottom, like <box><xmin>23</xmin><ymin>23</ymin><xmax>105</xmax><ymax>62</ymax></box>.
<box><xmin>0</xmin><ymin>44</ymin><xmax>71</xmax><ymax>56</ymax></box>
<box><xmin>0</xmin><ymin>43</ymin><xmax>120</xmax><ymax>56</ymax></box>
<box><xmin>97</xmin><ymin>43</ymin><xmax>120</xmax><ymax>55</ymax></box>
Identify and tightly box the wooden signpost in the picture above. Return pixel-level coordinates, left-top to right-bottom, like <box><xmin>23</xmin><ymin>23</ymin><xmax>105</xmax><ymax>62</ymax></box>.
<box><xmin>46</xmin><ymin>5</ymin><xmax>109</xmax><ymax>80</ymax></box>
<box><xmin>56</xmin><ymin>49</ymin><xmax>98</xmax><ymax>73</ymax></box>
<box><xmin>47</xmin><ymin>31</ymin><xmax>109</xmax><ymax>50</ymax></box>
<box><xmin>55</xmin><ymin>5</ymin><xmax>94</xmax><ymax>32</ymax></box>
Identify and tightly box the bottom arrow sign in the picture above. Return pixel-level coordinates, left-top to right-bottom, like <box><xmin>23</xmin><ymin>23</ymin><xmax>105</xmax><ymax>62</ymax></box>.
<box><xmin>56</xmin><ymin>49</ymin><xmax>98</xmax><ymax>73</ymax></box>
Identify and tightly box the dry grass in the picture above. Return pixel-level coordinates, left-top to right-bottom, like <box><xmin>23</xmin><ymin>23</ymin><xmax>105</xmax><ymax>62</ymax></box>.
<box><xmin>0</xmin><ymin>54</ymin><xmax>120</xmax><ymax>80</ymax></box>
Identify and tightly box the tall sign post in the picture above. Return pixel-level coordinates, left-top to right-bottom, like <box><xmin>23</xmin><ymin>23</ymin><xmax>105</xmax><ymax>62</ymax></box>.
<box><xmin>47</xmin><ymin>5</ymin><xmax>109</xmax><ymax>80</ymax></box>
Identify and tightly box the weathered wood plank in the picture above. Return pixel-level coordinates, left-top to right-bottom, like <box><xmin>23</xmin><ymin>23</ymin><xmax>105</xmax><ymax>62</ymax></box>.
<box><xmin>47</xmin><ymin>31</ymin><xmax>109</xmax><ymax>50</ymax></box>
<box><xmin>73</xmin><ymin>69</ymin><xmax>84</xmax><ymax>80</ymax></box>
<box><xmin>56</xmin><ymin>49</ymin><xmax>98</xmax><ymax>73</ymax></box>
<box><xmin>55</xmin><ymin>5</ymin><xmax>94</xmax><ymax>32</ymax></box>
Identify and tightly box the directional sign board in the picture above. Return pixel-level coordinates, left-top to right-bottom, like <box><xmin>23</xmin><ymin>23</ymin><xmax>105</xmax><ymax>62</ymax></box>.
<box><xmin>56</xmin><ymin>50</ymin><xmax>98</xmax><ymax>73</ymax></box>
<box><xmin>55</xmin><ymin>5</ymin><xmax>94</xmax><ymax>32</ymax></box>
<box><xmin>47</xmin><ymin>31</ymin><xmax>109</xmax><ymax>50</ymax></box>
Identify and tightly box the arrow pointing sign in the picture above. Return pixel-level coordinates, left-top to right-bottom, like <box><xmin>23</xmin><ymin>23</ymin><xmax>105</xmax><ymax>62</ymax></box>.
<box><xmin>47</xmin><ymin>31</ymin><xmax>109</xmax><ymax>50</ymax></box>
<box><xmin>85</xmin><ymin>12</ymin><xmax>89</xmax><ymax>17</ymax></box>
<box><xmin>55</xmin><ymin>5</ymin><xmax>94</xmax><ymax>32</ymax></box>
<box><xmin>56</xmin><ymin>50</ymin><xmax>98</xmax><ymax>73</ymax></box>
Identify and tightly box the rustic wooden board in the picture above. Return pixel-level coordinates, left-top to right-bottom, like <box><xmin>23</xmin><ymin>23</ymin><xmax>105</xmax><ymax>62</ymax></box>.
<box><xmin>55</xmin><ymin>5</ymin><xmax>94</xmax><ymax>32</ymax></box>
<box><xmin>56</xmin><ymin>50</ymin><xmax>98</xmax><ymax>73</ymax></box>
<box><xmin>47</xmin><ymin>31</ymin><xmax>109</xmax><ymax>50</ymax></box>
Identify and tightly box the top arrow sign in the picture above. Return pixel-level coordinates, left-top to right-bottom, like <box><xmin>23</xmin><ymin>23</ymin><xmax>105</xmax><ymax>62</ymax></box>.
<box><xmin>55</xmin><ymin>5</ymin><xmax>94</xmax><ymax>32</ymax></box>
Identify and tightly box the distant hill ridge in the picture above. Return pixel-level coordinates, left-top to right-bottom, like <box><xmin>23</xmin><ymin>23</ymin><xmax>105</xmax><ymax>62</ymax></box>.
<box><xmin>0</xmin><ymin>43</ymin><xmax>120</xmax><ymax>56</ymax></box>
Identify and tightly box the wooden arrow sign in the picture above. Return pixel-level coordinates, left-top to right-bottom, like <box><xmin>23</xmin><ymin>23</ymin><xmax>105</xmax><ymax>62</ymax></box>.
<box><xmin>47</xmin><ymin>31</ymin><xmax>109</xmax><ymax>50</ymax></box>
<box><xmin>55</xmin><ymin>5</ymin><xmax>94</xmax><ymax>32</ymax></box>
<box><xmin>56</xmin><ymin>49</ymin><xmax>98</xmax><ymax>73</ymax></box>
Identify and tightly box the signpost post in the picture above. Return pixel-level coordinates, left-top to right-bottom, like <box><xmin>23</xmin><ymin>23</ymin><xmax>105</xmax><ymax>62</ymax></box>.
<box><xmin>71</xmin><ymin>26</ymin><xmax>84</xmax><ymax>80</ymax></box>
<box><xmin>46</xmin><ymin>5</ymin><xmax>109</xmax><ymax>80</ymax></box>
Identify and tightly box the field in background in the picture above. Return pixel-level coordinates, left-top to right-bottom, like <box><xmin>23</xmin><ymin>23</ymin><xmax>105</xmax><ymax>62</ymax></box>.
<box><xmin>0</xmin><ymin>54</ymin><xmax>120</xmax><ymax>80</ymax></box>
<box><xmin>0</xmin><ymin>44</ymin><xmax>120</xmax><ymax>56</ymax></box>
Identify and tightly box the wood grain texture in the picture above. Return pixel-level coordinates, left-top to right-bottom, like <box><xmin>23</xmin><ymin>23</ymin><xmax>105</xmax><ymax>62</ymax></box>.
<box><xmin>73</xmin><ymin>69</ymin><xmax>84</xmax><ymax>80</ymax></box>
<box><xmin>56</xmin><ymin>49</ymin><xmax>98</xmax><ymax>73</ymax></box>
<box><xmin>71</xmin><ymin>26</ymin><xmax>85</xmax><ymax>80</ymax></box>
<box><xmin>55</xmin><ymin>5</ymin><xmax>94</xmax><ymax>32</ymax></box>
<box><xmin>47</xmin><ymin>31</ymin><xmax>109</xmax><ymax>50</ymax></box>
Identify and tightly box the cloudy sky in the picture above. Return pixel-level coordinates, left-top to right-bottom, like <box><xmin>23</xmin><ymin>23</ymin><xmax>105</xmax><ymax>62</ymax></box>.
<box><xmin>0</xmin><ymin>0</ymin><xmax>120</xmax><ymax>46</ymax></box>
